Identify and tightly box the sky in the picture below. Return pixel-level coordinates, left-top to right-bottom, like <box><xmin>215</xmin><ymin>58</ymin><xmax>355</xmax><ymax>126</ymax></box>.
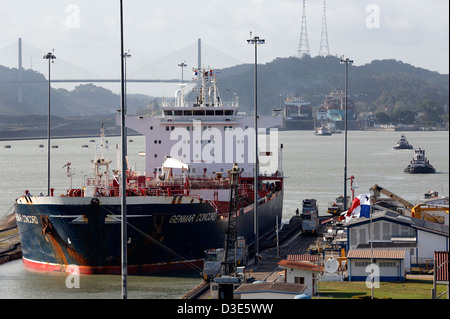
<box><xmin>0</xmin><ymin>0</ymin><xmax>449</xmax><ymax>96</ymax></box>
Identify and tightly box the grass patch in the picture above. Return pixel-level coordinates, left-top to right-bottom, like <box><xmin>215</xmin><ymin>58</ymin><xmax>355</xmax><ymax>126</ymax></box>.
<box><xmin>317</xmin><ymin>279</ymin><xmax>447</xmax><ymax>299</ymax></box>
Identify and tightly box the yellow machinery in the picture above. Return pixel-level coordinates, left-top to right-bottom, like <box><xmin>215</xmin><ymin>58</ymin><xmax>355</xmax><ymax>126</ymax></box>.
<box><xmin>411</xmin><ymin>203</ymin><xmax>449</xmax><ymax>224</ymax></box>
<box><xmin>370</xmin><ymin>184</ymin><xmax>449</xmax><ymax>224</ymax></box>
<box><xmin>370</xmin><ymin>184</ymin><xmax>415</xmax><ymax>210</ymax></box>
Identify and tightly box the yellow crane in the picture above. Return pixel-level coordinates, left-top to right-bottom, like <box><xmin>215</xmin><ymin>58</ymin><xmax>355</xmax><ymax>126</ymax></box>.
<box><xmin>411</xmin><ymin>203</ymin><xmax>449</xmax><ymax>224</ymax></box>
<box><xmin>370</xmin><ymin>184</ymin><xmax>415</xmax><ymax>211</ymax></box>
<box><xmin>370</xmin><ymin>184</ymin><xmax>448</xmax><ymax>224</ymax></box>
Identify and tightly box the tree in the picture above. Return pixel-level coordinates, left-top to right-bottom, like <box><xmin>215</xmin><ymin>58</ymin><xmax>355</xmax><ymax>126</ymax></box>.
<box><xmin>375</xmin><ymin>112</ymin><xmax>391</xmax><ymax>124</ymax></box>
<box><xmin>418</xmin><ymin>100</ymin><xmax>445</xmax><ymax>126</ymax></box>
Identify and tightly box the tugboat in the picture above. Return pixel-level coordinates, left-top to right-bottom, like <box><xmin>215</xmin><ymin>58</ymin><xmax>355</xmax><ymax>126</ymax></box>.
<box><xmin>404</xmin><ymin>148</ymin><xmax>436</xmax><ymax>174</ymax></box>
<box><xmin>393</xmin><ymin>134</ymin><xmax>413</xmax><ymax>150</ymax></box>
<box><xmin>314</xmin><ymin>126</ymin><xmax>332</xmax><ymax>136</ymax></box>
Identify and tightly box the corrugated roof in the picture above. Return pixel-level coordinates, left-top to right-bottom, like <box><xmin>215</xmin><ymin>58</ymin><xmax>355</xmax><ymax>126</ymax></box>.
<box><xmin>346</xmin><ymin>210</ymin><xmax>449</xmax><ymax>236</ymax></box>
<box><xmin>347</xmin><ymin>249</ymin><xmax>405</xmax><ymax>260</ymax></box>
<box><xmin>287</xmin><ymin>254</ymin><xmax>320</xmax><ymax>262</ymax></box>
<box><xmin>278</xmin><ymin>259</ymin><xmax>324</xmax><ymax>271</ymax></box>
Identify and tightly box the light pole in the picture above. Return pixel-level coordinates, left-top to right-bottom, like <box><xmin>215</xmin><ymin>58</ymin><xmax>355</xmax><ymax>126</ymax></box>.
<box><xmin>119</xmin><ymin>0</ymin><xmax>127</xmax><ymax>300</ymax></box>
<box><xmin>43</xmin><ymin>51</ymin><xmax>56</xmax><ymax>196</ymax></box>
<box><xmin>247</xmin><ymin>32</ymin><xmax>264</xmax><ymax>264</ymax></box>
<box><xmin>178</xmin><ymin>61</ymin><xmax>187</xmax><ymax>84</ymax></box>
<box><xmin>340</xmin><ymin>57</ymin><xmax>353</xmax><ymax>212</ymax></box>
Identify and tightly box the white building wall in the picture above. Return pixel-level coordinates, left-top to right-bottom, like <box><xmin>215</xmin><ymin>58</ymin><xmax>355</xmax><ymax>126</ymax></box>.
<box><xmin>416</xmin><ymin>230</ymin><xmax>449</xmax><ymax>261</ymax></box>
<box><xmin>349</xmin><ymin>258</ymin><xmax>404</xmax><ymax>280</ymax></box>
<box><xmin>283</xmin><ymin>268</ymin><xmax>317</xmax><ymax>296</ymax></box>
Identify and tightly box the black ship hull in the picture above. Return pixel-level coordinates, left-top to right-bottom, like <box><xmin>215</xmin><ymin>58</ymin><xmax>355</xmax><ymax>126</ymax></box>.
<box><xmin>15</xmin><ymin>192</ymin><xmax>283</xmax><ymax>274</ymax></box>
<box><xmin>403</xmin><ymin>165</ymin><xmax>436</xmax><ymax>174</ymax></box>
<box><xmin>393</xmin><ymin>145</ymin><xmax>413</xmax><ymax>150</ymax></box>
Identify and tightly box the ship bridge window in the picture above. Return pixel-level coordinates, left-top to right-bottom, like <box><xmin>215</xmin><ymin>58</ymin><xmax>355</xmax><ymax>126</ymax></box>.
<box><xmin>183</xmin><ymin>110</ymin><xmax>193</xmax><ymax>116</ymax></box>
<box><xmin>206</xmin><ymin>110</ymin><xmax>214</xmax><ymax>116</ymax></box>
<box><xmin>194</xmin><ymin>110</ymin><xmax>205</xmax><ymax>116</ymax></box>
<box><xmin>225</xmin><ymin>110</ymin><xmax>234</xmax><ymax>116</ymax></box>
<box><xmin>164</xmin><ymin>110</ymin><xmax>173</xmax><ymax>116</ymax></box>
<box><xmin>174</xmin><ymin>110</ymin><xmax>183</xmax><ymax>116</ymax></box>
<box><xmin>215</xmin><ymin>110</ymin><xmax>224</xmax><ymax>116</ymax></box>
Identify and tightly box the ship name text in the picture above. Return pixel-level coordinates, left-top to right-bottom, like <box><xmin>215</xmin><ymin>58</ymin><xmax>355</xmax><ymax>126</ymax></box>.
<box><xmin>16</xmin><ymin>213</ymin><xmax>39</xmax><ymax>224</ymax></box>
<box><xmin>169</xmin><ymin>212</ymin><xmax>217</xmax><ymax>224</ymax></box>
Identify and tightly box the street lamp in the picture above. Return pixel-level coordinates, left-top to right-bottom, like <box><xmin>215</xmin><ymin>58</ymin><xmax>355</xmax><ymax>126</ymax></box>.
<box><xmin>340</xmin><ymin>57</ymin><xmax>353</xmax><ymax>212</ymax></box>
<box><xmin>119</xmin><ymin>0</ymin><xmax>127</xmax><ymax>300</ymax></box>
<box><xmin>43</xmin><ymin>50</ymin><xmax>56</xmax><ymax>196</ymax></box>
<box><xmin>247</xmin><ymin>32</ymin><xmax>265</xmax><ymax>264</ymax></box>
<box><xmin>178</xmin><ymin>61</ymin><xmax>187</xmax><ymax>84</ymax></box>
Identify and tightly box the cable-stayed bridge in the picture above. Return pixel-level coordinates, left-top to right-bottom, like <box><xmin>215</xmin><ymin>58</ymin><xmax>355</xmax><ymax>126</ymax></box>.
<box><xmin>0</xmin><ymin>38</ymin><xmax>242</xmax><ymax>85</ymax></box>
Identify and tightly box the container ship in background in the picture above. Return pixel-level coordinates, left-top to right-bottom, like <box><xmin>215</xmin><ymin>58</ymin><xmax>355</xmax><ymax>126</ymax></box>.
<box><xmin>14</xmin><ymin>68</ymin><xmax>284</xmax><ymax>275</ymax></box>
<box><xmin>282</xmin><ymin>96</ymin><xmax>314</xmax><ymax>130</ymax></box>
<box><xmin>323</xmin><ymin>90</ymin><xmax>355</xmax><ymax>121</ymax></box>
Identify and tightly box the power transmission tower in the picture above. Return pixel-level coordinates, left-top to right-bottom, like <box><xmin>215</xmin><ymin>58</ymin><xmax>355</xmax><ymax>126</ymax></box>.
<box><xmin>318</xmin><ymin>0</ymin><xmax>330</xmax><ymax>56</ymax></box>
<box><xmin>297</xmin><ymin>0</ymin><xmax>310</xmax><ymax>58</ymax></box>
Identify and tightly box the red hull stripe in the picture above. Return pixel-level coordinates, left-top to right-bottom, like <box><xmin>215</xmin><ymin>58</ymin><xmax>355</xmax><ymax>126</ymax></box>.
<box><xmin>22</xmin><ymin>257</ymin><xmax>203</xmax><ymax>275</ymax></box>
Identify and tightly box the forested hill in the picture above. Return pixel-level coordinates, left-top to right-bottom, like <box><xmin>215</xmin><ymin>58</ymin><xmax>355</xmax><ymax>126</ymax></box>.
<box><xmin>215</xmin><ymin>55</ymin><xmax>449</xmax><ymax>115</ymax></box>
<box><xmin>1</xmin><ymin>55</ymin><xmax>448</xmax><ymax>118</ymax></box>
<box><xmin>0</xmin><ymin>65</ymin><xmax>152</xmax><ymax>117</ymax></box>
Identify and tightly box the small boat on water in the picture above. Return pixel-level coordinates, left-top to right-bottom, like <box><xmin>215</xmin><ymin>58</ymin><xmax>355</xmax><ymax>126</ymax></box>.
<box><xmin>314</xmin><ymin>126</ymin><xmax>332</xmax><ymax>136</ymax></box>
<box><xmin>38</xmin><ymin>144</ymin><xmax>44</xmax><ymax>148</ymax></box>
<box><xmin>404</xmin><ymin>148</ymin><xmax>436</xmax><ymax>174</ymax></box>
<box><xmin>393</xmin><ymin>134</ymin><xmax>413</xmax><ymax>150</ymax></box>
<box><xmin>4</xmin><ymin>145</ymin><xmax>11</xmax><ymax>149</ymax></box>
<box><xmin>81</xmin><ymin>144</ymin><xmax>89</xmax><ymax>148</ymax></box>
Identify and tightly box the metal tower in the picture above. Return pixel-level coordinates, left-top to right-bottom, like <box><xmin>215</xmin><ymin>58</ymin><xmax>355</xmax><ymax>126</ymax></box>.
<box><xmin>318</xmin><ymin>0</ymin><xmax>330</xmax><ymax>56</ymax></box>
<box><xmin>297</xmin><ymin>0</ymin><xmax>310</xmax><ymax>58</ymax></box>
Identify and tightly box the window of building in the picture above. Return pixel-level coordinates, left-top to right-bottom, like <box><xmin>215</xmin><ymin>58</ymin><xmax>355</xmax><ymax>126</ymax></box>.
<box><xmin>294</xmin><ymin>277</ymin><xmax>305</xmax><ymax>284</ymax></box>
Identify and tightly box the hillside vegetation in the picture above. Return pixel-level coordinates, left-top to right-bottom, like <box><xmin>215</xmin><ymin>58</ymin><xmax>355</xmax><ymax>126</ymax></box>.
<box><xmin>1</xmin><ymin>56</ymin><xmax>448</xmax><ymax>125</ymax></box>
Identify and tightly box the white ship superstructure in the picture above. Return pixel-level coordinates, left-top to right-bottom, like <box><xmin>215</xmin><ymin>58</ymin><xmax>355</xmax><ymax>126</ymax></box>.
<box><xmin>123</xmin><ymin>67</ymin><xmax>283</xmax><ymax>179</ymax></box>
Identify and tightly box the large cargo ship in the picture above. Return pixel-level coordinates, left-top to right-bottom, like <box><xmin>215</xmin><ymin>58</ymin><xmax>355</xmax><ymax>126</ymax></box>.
<box><xmin>14</xmin><ymin>68</ymin><xmax>284</xmax><ymax>275</ymax></box>
<box><xmin>323</xmin><ymin>90</ymin><xmax>355</xmax><ymax>121</ymax></box>
<box><xmin>282</xmin><ymin>96</ymin><xmax>314</xmax><ymax>130</ymax></box>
